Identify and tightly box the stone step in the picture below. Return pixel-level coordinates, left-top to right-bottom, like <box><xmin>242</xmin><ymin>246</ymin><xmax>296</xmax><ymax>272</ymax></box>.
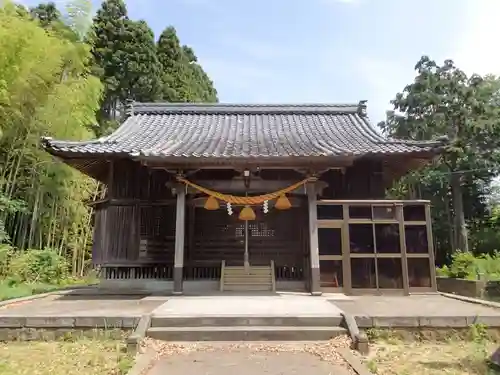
<box><xmin>223</xmin><ymin>284</ymin><xmax>272</xmax><ymax>291</ymax></box>
<box><xmin>147</xmin><ymin>326</ymin><xmax>347</xmax><ymax>341</ymax></box>
<box><xmin>223</xmin><ymin>277</ymin><xmax>272</xmax><ymax>283</ymax></box>
<box><xmin>224</xmin><ymin>272</ymin><xmax>272</xmax><ymax>276</ymax></box>
<box><xmin>150</xmin><ymin>315</ymin><xmax>344</xmax><ymax>328</ymax></box>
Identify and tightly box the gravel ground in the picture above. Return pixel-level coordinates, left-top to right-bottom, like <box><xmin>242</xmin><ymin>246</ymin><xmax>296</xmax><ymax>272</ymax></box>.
<box><xmin>140</xmin><ymin>336</ymin><xmax>356</xmax><ymax>375</ymax></box>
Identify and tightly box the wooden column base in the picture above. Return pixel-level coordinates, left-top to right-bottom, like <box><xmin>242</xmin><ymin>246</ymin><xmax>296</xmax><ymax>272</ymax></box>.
<box><xmin>310</xmin><ymin>267</ymin><xmax>322</xmax><ymax>295</ymax></box>
<box><xmin>173</xmin><ymin>266</ymin><xmax>183</xmax><ymax>294</ymax></box>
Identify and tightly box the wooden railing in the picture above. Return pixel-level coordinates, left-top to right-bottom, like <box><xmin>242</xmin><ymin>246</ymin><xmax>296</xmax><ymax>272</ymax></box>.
<box><xmin>102</xmin><ymin>263</ymin><xmax>173</xmax><ymax>280</ymax></box>
<box><xmin>274</xmin><ymin>265</ymin><xmax>304</xmax><ymax>281</ymax></box>
<box><xmin>183</xmin><ymin>263</ymin><xmax>221</xmax><ymax>280</ymax></box>
<box><xmin>101</xmin><ymin>262</ymin><xmax>221</xmax><ymax>281</ymax></box>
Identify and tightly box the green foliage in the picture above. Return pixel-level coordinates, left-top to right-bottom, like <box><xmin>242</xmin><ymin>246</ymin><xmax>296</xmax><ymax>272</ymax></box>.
<box><xmin>0</xmin><ymin>2</ymin><xmax>101</xmax><ymax>276</ymax></box>
<box><xmin>8</xmin><ymin>248</ymin><xmax>69</xmax><ymax>283</ymax></box>
<box><xmin>437</xmin><ymin>250</ymin><xmax>500</xmax><ymax>280</ymax></box>
<box><xmin>91</xmin><ymin>0</ymin><xmax>163</xmax><ymax>130</ymax></box>
<box><xmin>0</xmin><ymin>244</ymin><xmax>14</xmax><ymax>276</ymax></box>
<box><xmin>157</xmin><ymin>26</ymin><xmax>217</xmax><ymax>102</ymax></box>
<box><xmin>29</xmin><ymin>1</ymin><xmax>60</xmax><ymax>27</ymax></box>
<box><xmin>382</xmin><ymin>56</ymin><xmax>500</xmax><ymax>257</ymax></box>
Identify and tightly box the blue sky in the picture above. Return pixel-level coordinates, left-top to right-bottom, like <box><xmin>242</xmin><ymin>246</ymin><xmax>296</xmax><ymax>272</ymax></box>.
<box><xmin>20</xmin><ymin>0</ymin><xmax>500</xmax><ymax>123</ymax></box>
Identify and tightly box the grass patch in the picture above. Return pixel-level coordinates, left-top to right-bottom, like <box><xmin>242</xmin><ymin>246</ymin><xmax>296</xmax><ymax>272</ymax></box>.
<box><xmin>364</xmin><ymin>326</ymin><xmax>500</xmax><ymax>375</ymax></box>
<box><xmin>0</xmin><ymin>335</ymin><xmax>133</xmax><ymax>375</ymax></box>
<box><xmin>0</xmin><ymin>277</ymin><xmax>97</xmax><ymax>301</ymax></box>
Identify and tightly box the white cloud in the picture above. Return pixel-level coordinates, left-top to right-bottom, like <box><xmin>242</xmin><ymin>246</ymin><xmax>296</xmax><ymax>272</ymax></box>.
<box><xmin>353</xmin><ymin>56</ymin><xmax>413</xmax><ymax>123</ymax></box>
<box><xmin>199</xmin><ymin>56</ymin><xmax>274</xmax><ymax>94</ymax></box>
<box><xmin>319</xmin><ymin>0</ymin><xmax>361</xmax><ymax>5</ymax></box>
<box><xmin>216</xmin><ymin>35</ymin><xmax>296</xmax><ymax>62</ymax></box>
<box><xmin>452</xmin><ymin>0</ymin><xmax>500</xmax><ymax>77</ymax></box>
<box><xmin>350</xmin><ymin>0</ymin><xmax>500</xmax><ymax>123</ymax></box>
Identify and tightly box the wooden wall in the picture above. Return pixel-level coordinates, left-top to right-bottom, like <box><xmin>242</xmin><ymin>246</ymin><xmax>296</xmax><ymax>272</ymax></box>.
<box><xmin>320</xmin><ymin>159</ymin><xmax>385</xmax><ymax>199</ymax></box>
<box><xmin>189</xmin><ymin>206</ymin><xmax>307</xmax><ymax>267</ymax></box>
<box><xmin>93</xmin><ymin>158</ymin><xmax>387</xmax><ymax>266</ymax></box>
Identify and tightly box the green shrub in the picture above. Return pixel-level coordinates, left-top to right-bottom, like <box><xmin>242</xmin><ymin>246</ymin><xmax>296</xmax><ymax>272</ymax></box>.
<box><xmin>8</xmin><ymin>248</ymin><xmax>69</xmax><ymax>284</ymax></box>
<box><xmin>437</xmin><ymin>250</ymin><xmax>500</xmax><ymax>281</ymax></box>
<box><xmin>0</xmin><ymin>244</ymin><xmax>14</xmax><ymax>277</ymax></box>
<box><xmin>449</xmin><ymin>251</ymin><xmax>478</xmax><ymax>279</ymax></box>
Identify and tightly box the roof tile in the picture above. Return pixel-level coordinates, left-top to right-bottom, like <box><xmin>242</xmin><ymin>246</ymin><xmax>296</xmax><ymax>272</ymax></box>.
<box><xmin>43</xmin><ymin>102</ymin><xmax>440</xmax><ymax>159</ymax></box>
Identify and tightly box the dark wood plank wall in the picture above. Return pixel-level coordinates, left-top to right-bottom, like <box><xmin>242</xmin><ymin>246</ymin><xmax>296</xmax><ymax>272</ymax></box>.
<box><xmin>91</xmin><ymin>206</ymin><xmax>106</xmax><ymax>265</ymax></box>
<box><xmin>320</xmin><ymin>159</ymin><xmax>385</xmax><ymax>199</ymax></box>
<box><xmin>94</xmin><ymin>158</ymin><xmax>385</xmax><ymax>266</ymax></box>
<box><xmin>190</xmin><ymin>206</ymin><xmax>306</xmax><ymax>267</ymax></box>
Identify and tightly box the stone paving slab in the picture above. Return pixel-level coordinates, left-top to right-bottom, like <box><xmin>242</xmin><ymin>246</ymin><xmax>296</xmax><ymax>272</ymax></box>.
<box><xmin>146</xmin><ymin>348</ymin><xmax>352</xmax><ymax>375</ymax></box>
<box><xmin>152</xmin><ymin>295</ymin><xmax>343</xmax><ymax>317</ymax></box>
<box><xmin>330</xmin><ymin>294</ymin><xmax>500</xmax><ymax>328</ymax></box>
<box><xmin>0</xmin><ymin>293</ymin><xmax>167</xmax><ymax>328</ymax></box>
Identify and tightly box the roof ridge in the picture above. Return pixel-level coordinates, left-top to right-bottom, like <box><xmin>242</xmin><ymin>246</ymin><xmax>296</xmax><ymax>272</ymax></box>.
<box><xmin>129</xmin><ymin>101</ymin><xmax>368</xmax><ymax>116</ymax></box>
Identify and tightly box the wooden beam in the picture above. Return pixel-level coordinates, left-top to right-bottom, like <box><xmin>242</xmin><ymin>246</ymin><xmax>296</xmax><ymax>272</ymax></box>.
<box><xmin>137</xmin><ymin>156</ymin><xmax>356</xmax><ymax>170</ymax></box>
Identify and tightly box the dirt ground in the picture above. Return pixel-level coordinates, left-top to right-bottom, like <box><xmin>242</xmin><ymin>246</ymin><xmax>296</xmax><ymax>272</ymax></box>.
<box><xmin>141</xmin><ymin>336</ymin><xmax>356</xmax><ymax>375</ymax></box>
<box><xmin>0</xmin><ymin>336</ymin><xmax>133</xmax><ymax>375</ymax></box>
<box><xmin>365</xmin><ymin>339</ymin><xmax>499</xmax><ymax>375</ymax></box>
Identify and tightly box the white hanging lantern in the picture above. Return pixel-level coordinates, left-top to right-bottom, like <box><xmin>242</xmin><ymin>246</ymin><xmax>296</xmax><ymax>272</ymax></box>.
<box><xmin>226</xmin><ymin>202</ymin><xmax>233</xmax><ymax>216</ymax></box>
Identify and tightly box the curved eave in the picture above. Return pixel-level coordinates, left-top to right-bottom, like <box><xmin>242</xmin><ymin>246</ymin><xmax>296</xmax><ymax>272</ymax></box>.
<box><xmin>44</xmin><ymin>145</ymin><xmax>441</xmax><ymax>169</ymax></box>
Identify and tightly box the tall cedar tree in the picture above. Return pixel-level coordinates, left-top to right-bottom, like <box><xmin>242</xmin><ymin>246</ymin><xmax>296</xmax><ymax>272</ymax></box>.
<box><xmin>91</xmin><ymin>0</ymin><xmax>161</xmax><ymax>135</ymax></box>
<box><xmin>91</xmin><ymin>0</ymin><xmax>128</xmax><ymax>124</ymax></box>
<box><xmin>157</xmin><ymin>26</ymin><xmax>217</xmax><ymax>102</ymax></box>
<box><xmin>29</xmin><ymin>2</ymin><xmax>60</xmax><ymax>27</ymax></box>
<box><xmin>380</xmin><ymin>56</ymin><xmax>500</xmax><ymax>253</ymax></box>
<box><xmin>157</xmin><ymin>26</ymin><xmax>191</xmax><ymax>102</ymax></box>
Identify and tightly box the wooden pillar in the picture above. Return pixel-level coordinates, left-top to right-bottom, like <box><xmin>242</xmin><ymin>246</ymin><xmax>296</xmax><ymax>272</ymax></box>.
<box><xmin>425</xmin><ymin>203</ymin><xmax>438</xmax><ymax>292</ymax></box>
<box><xmin>396</xmin><ymin>204</ymin><xmax>410</xmax><ymax>295</ymax></box>
<box><xmin>173</xmin><ymin>183</ymin><xmax>186</xmax><ymax>295</ymax></box>
<box><xmin>307</xmin><ymin>180</ymin><xmax>322</xmax><ymax>295</ymax></box>
<box><xmin>341</xmin><ymin>204</ymin><xmax>352</xmax><ymax>294</ymax></box>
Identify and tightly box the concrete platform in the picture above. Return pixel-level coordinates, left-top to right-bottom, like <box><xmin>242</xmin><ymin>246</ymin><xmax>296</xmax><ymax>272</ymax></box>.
<box><xmin>0</xmin><ymin>291</ymin><xmax>167</xmax><ymax>328</ymax></box>
<box><xmin>151</xmin><ymin>294</ymin><xmax>344</xmax><ymax>317</ymax></box>
<box><xmin>330</xmin><ymin>294</ymin><xmax>500</xmax><ymax>328</ymax></box>
<box><xmin>148</xmin><ymin>294</ymin><xmax>346</xmax><ymax>341</ymax></box>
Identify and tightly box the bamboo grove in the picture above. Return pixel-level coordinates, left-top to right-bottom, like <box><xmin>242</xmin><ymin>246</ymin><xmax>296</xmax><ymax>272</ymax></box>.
<box><xmin>0</xmin><ymin>0</ymin><xmax>217</xmax><ymax>276</ymax></box>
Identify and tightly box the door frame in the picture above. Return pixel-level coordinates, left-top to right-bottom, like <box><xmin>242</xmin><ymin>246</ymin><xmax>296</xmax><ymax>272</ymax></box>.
<box><xmin>318</xmin><ymin>221</ymin><xmax>345</xmax><ymax>293</ymax></box>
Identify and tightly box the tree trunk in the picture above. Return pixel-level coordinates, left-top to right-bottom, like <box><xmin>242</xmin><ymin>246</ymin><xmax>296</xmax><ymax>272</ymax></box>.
<box><xmin>443</xmin><ymin>193</ymin><xmax>456</xmax><ymax>252</ymax></box>
<box><xmin>450</xmin><ymin>172</ymin><xmax>468</xmax><ymax>252</ymax></box>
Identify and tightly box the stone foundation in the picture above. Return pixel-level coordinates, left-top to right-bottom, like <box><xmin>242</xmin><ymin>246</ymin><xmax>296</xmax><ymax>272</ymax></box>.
<box><xmin>0</xmin><ymin>327</ymin><xmax>130</xmax><ymax>341</ymax></box>
<box><xmin>437</xmin><ymin>277</ymin><xmax>500</xmax><ymax>300</ymax></box>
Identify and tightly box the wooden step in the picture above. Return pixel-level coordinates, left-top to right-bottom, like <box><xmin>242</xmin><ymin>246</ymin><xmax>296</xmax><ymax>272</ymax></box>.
<box><xmin>224</xmin><ymin>284</ymin><xmax>271</xmax><ymax>291</ymax></box>
<box><xmin>221</xmin><ymin>265</ymin><xmax>274</xmax><ymax>292</ymax></box>
<box><xmin>224</xmin><ymin>272</ymin><xmax>272</xmax><ymax>277</ymax></box>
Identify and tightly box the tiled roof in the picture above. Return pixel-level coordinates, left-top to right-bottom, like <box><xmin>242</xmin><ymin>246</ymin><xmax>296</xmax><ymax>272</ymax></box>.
<box><xmin>42</xmin><ymin>102</ymin><xmax>441</xmax><ymax>160</ymax></box>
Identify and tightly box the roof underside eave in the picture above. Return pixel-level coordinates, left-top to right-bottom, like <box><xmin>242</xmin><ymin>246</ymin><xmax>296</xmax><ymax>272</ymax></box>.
<box><xmin>45</xmin><ymin>149</ymin><xmax>110</xmax><ymax>182</ymax></box>
<box><xmin>46</xmin><ymin>147</ymin><xmax>440</xmax><ymax>169</ymax></box>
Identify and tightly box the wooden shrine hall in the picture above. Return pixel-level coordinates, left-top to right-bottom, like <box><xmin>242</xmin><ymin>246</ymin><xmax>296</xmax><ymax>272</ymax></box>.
<box><xmin>42</xmin><ymin>101</ymin><xmax>444</xmax><ymax>295</ymax></box>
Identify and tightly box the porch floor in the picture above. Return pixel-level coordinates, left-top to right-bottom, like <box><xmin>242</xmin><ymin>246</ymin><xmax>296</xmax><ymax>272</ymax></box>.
<box><xmin>1</xmin><ymin>289</ymin><xmax>500</xmax><ymax>329</ymax></box>
<box><xmin>151</xmin><ymin>293</ymin><xmax>343</xmax><ymax>318</ymax></box>
<box><xmin>330</xmin><ymin>294</ymin><xmax>500</xmax><ymax>327</ymax></box>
